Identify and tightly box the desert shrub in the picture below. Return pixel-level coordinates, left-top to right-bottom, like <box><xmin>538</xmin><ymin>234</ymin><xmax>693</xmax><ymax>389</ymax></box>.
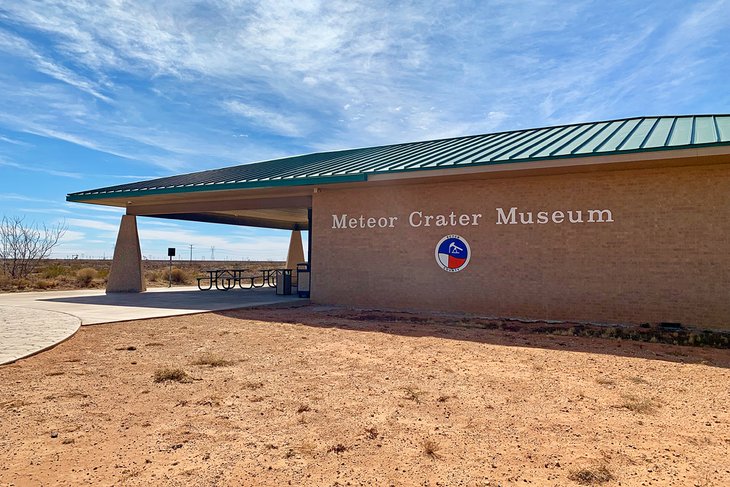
<box><xmin>76</xmin><ymin>267</ymin><xmax>98</xmax><ymax>286</ymax></box>
<box><xmin>144</xmin><ymin>270</ymin><xmax>159</xmax><ymax>282</ymax></box>
<box><xmin>568</xmin><ymin>465</ymin><xmax>614</xmax><ymax>485</ymax></box>
<box><xmin>14</xmin><ymin>278</ymin><xmax>31</xmax><ymax>290</ymax></box>
<box><xmin>34</xmin><ymin>279</ymin><xmax>56</xmax><ymax>290</ymax></box>
<box><xmin>0</xmin><ymin>273</ymin><xmax>11</xmax><ymax>290</ymax></box>
<box><xmin>160</xmin><ymin>267</ymin><xmax>190</xmax><ymax>284</ymax></box>
<box><xmin>42</xmin><ymin>263</ymin><xmax>69</xmax><ymax>279</ymax></box>
<box><xmin>96</xmin><ymin>268</ymin><xmax>110</xmax><ymax>279</ymax></box>
<box><xmin>153</xmin><ymin>368</ymin><xmax>191</xmax><ymax>383</ymax></box>
<box><xmin>422</xmin><ymin>439</ymin><xmax>442</xmax><ymax>459</ymax></box>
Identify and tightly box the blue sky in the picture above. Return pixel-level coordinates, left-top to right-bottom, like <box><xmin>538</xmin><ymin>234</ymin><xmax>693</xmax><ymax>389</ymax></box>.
<box><xmin>0</xmin><ymin>0</ymin><xmax>728</xmax><ymax>260</ymax></box>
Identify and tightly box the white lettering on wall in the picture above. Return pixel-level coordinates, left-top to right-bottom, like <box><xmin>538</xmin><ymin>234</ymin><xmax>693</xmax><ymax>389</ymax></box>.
<box><xmin>332</xmin><ymin>208</ymin><xmax>612</xmax><ymax>229</ymax></box>
<box><xmin>332</xmin><ymin>214</ymin><xmax>398</xmax><ymax>229</ymax></box>
<box><xmin>587</xmin><ymin>209</ymin><xmax>614</xmax><ymax>223</ymax></box>
<box><xmin>496</xmin><ymin>207</ymin><xmax>517</xmax><ymax>224</ymax></box>
<box><xmin>332</xmin><ymin>214</ymin><xmax>347</xmax><ymax>229</ymax></box>
<box><xmin>495</xmin><ymin>207</ymin><xmax>613</xmax><ymax>225</ymax></box>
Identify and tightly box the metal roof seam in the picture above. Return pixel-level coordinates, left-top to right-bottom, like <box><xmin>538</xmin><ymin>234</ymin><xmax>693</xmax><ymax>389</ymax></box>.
<box><xmin>712</xmin><ymin>116</ymin><xmax>721</xmax><ymax>143</ymax></box>
<box><xmin>396</xmin><ymin>134</ymin><xmax>500</xmax><ymax>171</ymax></box>
<box><xmin>547</xmin><ymin>122</ymin><xmax>597</xmax><ymax>156</ymax></box>
<box><xmin>664</xmin><ymin>117</ymin><xmax>679</xmax><ymax>146</ymax></box>
<box><xmin>463</xmin><ymin>129</ymin><xmax>541</xmax><ymax>164</ymax></box>
<box><xmin>570</xmin><ymin>122</ymin><xmax>612</xmax><ymax>154</ymax></box>
<box><xmin>517</xmin><ymin>124</ymin><xmax>585</xmax><ymax>160</ymax></box>
<box><xmin>638</xmin><ymin>118</ymin><xmax>661</xmax><ymax>149</ymax></box>
<box><xmin>443</xmin><ymin>131</ymin><xmax>530</xmax><ymax>166</ymax></box>
<box><xmin>592</xmin><ymin>119</ymin><xmax>629</xmax><ymax>153</ymax></box>
<box><xmin>615</xmin><ymin>118</ymin><xmax>646</xmax><ymax>151</ymax></box>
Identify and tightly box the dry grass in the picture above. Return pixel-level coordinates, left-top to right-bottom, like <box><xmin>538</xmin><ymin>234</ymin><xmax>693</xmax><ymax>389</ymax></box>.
<box><xmin>568</xmin><ymin>465</ymin><xmax>614</xmax><ymax>485</ymax></box>
<box><xmin>422</xmin><ymin>438</ymin><xmax>442</xmax><ymax>459</ymax></box>
<box><xmin>617</xmin><ymin>394</ymin><xmax>659</xmax><ymax>414</ymax></box>
<box><xmin>364</xmin><ymin>427</ymin><xmax>379</xmax><ymax>440</ymax></box>
<box><xmin>627</xmin><ymin>375</ymin><xmax>650</xmax><ymax>385</ymax></box>
<box><xmin>153</xmin><ymin>368</ymin><xmax>192</xmax><ymax>383</ymax></box>
<box><xmin>242</xmin><ymin>380</ymin><xmax>264</xmax><ymax>390</ymax></box>
<box><xmin>295</xmin><ymin>442</ymin><xmax>317</xmax><ymax>457</ymax></box>
<box><xmin>403</xmin><ymin>386</ymin><xmax>425</xmax><ymax>404</ymax></box>
<box><xmin>296</xmin><ymin>404</ymin><xmax>311</xmax><ymax>413</ymax></box>
<box><xmin>0</xmin><ymin>399</ymin><xmax>30</xmax><ymax>410</ymax></box>
<box><xmin>327</xmin><ymin>443</ymin><xmax>349</xmax><ymax>454</ymax></box>
<box><xmin>595</xmin><ymin>376</ymin><xmax>615</xmax><ymax>386</ymax></box>
<box><xmin>191</xmin><ymin>353</ymin><xmax>235</xmax><ymax>367</ymax></box>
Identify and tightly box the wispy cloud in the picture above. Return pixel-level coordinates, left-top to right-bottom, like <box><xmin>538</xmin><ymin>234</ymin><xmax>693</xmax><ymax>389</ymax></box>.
<box><xmin>0</xmin><ymin>193</ymin><xmax>58</xmax><ymax>204</ymax></box>
<box><xmin>0</xmin><ymin>134</ymin><xmax>30</xmax><ymax>146</ymax></box>
<box><xmin>0</xmin><ymin>29</ymin><xmax>112</xmax><ymax>102</ymax></box>
<box><xmin>66</xmin><ymin>218</ymin><xmax>119</xmax><ymax>232</ymax></box>
<box><xmin>223</xmin><ymin>100</ymin><xmax>308</xmax><ymax>138</ymax></box>
<box><xmin>0</xmin><ymin>159</ymin><xmax>83</xmax><ymax>178</ymax></box>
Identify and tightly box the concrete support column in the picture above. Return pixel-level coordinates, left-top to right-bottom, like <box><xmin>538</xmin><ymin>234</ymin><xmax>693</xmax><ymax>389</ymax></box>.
<box><xmin>285</xmin><ymin>229</ymin><xmax>305</xmax><ymax>286</ymax></box>
<box><xmin>106</xmin><ymin>215</ymin><xmax>146</xmax><ymax>293</ymax></box>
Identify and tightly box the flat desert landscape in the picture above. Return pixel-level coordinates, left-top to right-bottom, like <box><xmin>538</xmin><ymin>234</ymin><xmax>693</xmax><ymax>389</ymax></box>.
<box><xmin>1</xmin><ymin>306</ymin><xmax>728</xmax><ymax>486</ymax></box>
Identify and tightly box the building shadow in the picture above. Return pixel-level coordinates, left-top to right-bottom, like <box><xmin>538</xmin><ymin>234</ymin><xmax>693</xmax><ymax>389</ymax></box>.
<box><xmin>213</xmin><ymin>305</ymin><xmax>730</xmax><ymax>369</ymax></box>
<box><xmin>38</xmin><ymin>288</ymin><xmax>301</xmax><ymax>311</ymax></box>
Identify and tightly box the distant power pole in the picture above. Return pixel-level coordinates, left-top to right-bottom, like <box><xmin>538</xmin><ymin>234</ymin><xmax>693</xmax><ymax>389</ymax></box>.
<box><xmin>189</xmin><ymin>244</ymin><xmax>193</xmax><ymax>262</ymax></box>
<box><xmin>210</xmin><ymin>246</ymin><xmax>215</xmax><ymax>261</ymax></box>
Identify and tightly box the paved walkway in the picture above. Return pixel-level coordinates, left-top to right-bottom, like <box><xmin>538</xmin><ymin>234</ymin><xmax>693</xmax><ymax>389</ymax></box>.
<box><xmin>0</xmin><ymin>306</ymin><xmax>81</xmax><ymax>365</ymax></box>
<box><xmin>0</xmin><ymin>286</ymin><xmax>304</xmax><ymax>365</ymax></box>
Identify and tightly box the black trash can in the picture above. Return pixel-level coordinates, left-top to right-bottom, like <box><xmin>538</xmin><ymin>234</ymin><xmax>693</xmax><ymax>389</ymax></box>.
<box><xmin>275</xmin><ymin>269</ymin><xmax>292</xmax><ymax>295</ymax></box>
<box><xmin>296</xmin><ymin>262</ymin><xmax>310</xmax><ymax>298</ymax></box>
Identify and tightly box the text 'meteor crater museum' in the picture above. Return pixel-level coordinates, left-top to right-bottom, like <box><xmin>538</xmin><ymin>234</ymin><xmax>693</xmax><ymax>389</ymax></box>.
<box><xmin>67</xmin><ymin>115</ymin><xmax>730</xmax><ymax>330</ymax></box>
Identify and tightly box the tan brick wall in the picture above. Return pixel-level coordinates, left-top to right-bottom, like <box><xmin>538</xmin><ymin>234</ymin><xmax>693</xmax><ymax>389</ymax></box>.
<box><xmin>311</xmin><ymin>163</ymin><xmax>730</xmax><ymax>329</ymax></box>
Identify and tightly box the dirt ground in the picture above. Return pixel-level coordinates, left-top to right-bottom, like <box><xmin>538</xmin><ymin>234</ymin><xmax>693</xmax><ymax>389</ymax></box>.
<box><xmin>0</xmin><ymin>306</ymin><xmax>728</xmax><ymax>486</ymax></box>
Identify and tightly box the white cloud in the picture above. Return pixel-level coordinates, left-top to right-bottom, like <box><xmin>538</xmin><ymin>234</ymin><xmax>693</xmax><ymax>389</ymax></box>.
<box><xmin>66</xmin><ymin>218</ymin><xmax>119</xmax><ymax>232</ymax></box>
<box><xmin>59</xmin><ymin>229</ymin><xmax>85</xmax><ymax>243</ymax></box>
<box><xmin>0</xmin><ymin>29</ymin><xmax>111</xmax><ymax>102</ymax></box>
<box><xmin>223</xmin><ymin>100</ymin><xmax>307</xmax><ymax>138</ymax></box>
<box><xmin>0</xmin><ymin>134</ymin><xmax>30</xmax><ymax>146</ymax></box>
<box><xmin>137</xmin><ymin>226</ymin><xmax>291</xmax><ymax>261</ymax></box>
<box><xmin>0</xmin><ymin>193</ymin><xmax>58</xmax><ymax>204</ymax></box>
<box><xmin>0</xmin><ymin>159</ymin><xmax>83</xmax><ymax>179</ymax></box>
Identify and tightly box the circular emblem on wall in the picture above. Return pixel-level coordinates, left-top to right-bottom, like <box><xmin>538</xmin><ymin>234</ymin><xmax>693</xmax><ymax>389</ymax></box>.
<box><xmin>435</xmin><ymin>234</ymin><xmax>470</xmax><ymax>272</ymax></box>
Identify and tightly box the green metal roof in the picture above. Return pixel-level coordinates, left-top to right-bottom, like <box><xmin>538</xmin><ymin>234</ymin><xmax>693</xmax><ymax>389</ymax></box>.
<box><xmin>68</xmin><ymin>115</ymin><xmax>730</xmax><ymax>201</ymax></box>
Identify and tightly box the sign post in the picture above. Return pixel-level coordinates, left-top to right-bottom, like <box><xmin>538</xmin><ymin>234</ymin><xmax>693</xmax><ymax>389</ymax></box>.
<box><xmin>167</xmin><ymin>247</ymin><xmax>176</xmax><ymax>287</ymax></box>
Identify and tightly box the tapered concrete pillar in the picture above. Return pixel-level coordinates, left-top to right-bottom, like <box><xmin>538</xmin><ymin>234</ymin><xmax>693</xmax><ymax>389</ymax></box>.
<box><xmin>106</xmin><ymin>215</ymin><xmax>146</xmax><ymax>293</ymax></box>
<box><xmin>285</xmin><ymin>229</ymin><xmax>305</xmax><ymax>286</ymax></box>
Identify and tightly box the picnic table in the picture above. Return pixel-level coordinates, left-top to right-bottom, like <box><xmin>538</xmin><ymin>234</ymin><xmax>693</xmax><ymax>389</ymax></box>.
<box><xmin>196</xmin><ymin>268</ymin><xmax>279</xmax><ymax>291</ymax></box>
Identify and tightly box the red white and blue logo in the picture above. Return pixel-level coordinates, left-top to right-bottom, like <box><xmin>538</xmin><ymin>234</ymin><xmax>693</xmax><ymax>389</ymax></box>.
<box><xmin>435</xmin><ymin>234</ymin><xmax>470</xmax><ymax>272</ymax></box>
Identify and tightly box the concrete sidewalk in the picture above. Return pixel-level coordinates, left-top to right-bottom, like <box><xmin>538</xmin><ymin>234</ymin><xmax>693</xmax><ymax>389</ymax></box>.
<box><xmin>0</xmin><ymin>286</ymin><xmax>305</xmax><ymax>365</ymax></box>
<box><xmin>0</xmin><ymin>306</ymin><xmax>81</xmax><ymax>365</ymax></box>
<box><xmin>0</xmin><ymin>286</ymin><xmax>303</xmax><ymax>325</ymax></box>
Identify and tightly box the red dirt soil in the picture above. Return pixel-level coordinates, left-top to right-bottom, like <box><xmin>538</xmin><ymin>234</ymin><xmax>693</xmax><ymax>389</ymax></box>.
<box><xmin>0</xmin><ymin>306</ymin><xmax>728</xmax><ymax>486</ymax></box>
